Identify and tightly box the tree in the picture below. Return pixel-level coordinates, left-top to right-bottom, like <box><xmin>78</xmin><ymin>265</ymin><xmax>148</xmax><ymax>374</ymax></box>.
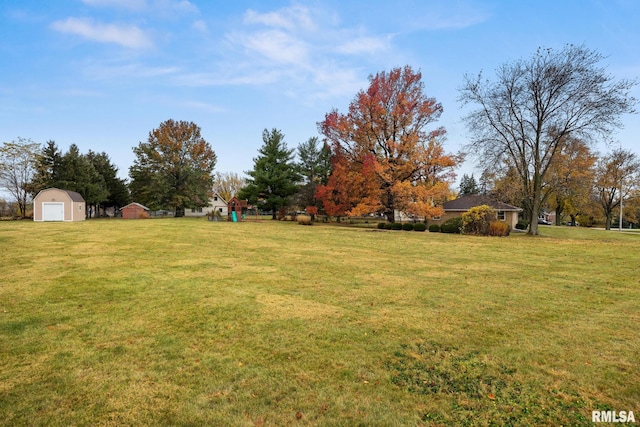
<box><xmin>314</xmin><ymin>145</ymin><xmax>365</xmax><ymax>221</ymax></box>
<box><xmin>546</xmin><ymin>137</ymin><xmax>596</xmax><ymax>225</ymax></box>
<box><xmin>459</xmin><ymin>173</ymin><xmax>480</xmax><ymax>196</ymax></box>
<box><xmin>129</xmin><ymin>119</ymin><xmax>217</xmax><ymax>216</ymax></box>
<box><xmin>213</xmin><ymin>172</ymin><xmax>245</xmax><ymax>202</ymax></box>
<box><xmin>239</xmin><ymin>129</ymin><xmax>301</xmax><ymax>219</ymax></box>
<box><xmin>318</xmin><ymin>65</ymin><xmax>458</xmax><ymax>222</ymax></box>
<box><xmin>57</xmin><ymin>144</ymin><xmax>108</xmax><ymax>217</ymax></box>
<box><xmin>86</xmin><ymin>150</ymin><xmax>130</xmax><ymax>216</ymax></box>
<box><xmin>294</xmin><ymin>137</ymin><xmax>331</xmax><ymax>210</ymax></box>
<box><xmin>459</xmin><ymin>44</ymin><xmax>637</xmax><ymax>235</ymax></box>
<box><xmin>29</xmin><ymin>140</ymin><xmax>62</xmax><ymax>196</ymax></box>
<box><xmin>593</xmin><ymin>148</ymin><xmax>640</xmax><ymax>230</ymax></box>
<box><xmin>0</xmin><ymin>138</ymin><xmax>40</xmax><ymax>217</ymax></box>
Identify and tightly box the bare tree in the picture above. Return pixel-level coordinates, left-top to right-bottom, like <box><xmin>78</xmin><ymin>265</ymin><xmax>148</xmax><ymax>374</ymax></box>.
<box><xmin>593</xmin><ymin>148</ymin><xmax>640</xmax><ymax>230</ymax></box>
<box><xmin>213</xmin><ymin>172</ymin><xmax>245</xmax><ymax>202</ymax></box>
<box><xmin>459</xmin><ymin>45</ymin><xmax>637</xmax><ymax>235</ymax></box>
<box><xmin>0</xmin><ymin>138</ymin><xmax>40</xmax><ymax>217</ymax></box>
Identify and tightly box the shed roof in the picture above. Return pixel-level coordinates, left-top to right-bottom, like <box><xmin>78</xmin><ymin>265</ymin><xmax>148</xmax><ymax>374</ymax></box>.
<box><xmin>443</xmin><ymin>195</ymin><xmax>522</xmax><ymax>212</ymax></box>
<box><xmin>35</xmin><ymin>187</ymin><xmax>85</xmax><ymax>202</ymax></box>
<box><xmin>65</xmin><ymin>190</ymin><xmax>85</xmax><ymax>202</ymax></box>
<box><xmin>121</xmin><ymin>202</ymin><xmax>150</xmax><ymax>211</ymax></box>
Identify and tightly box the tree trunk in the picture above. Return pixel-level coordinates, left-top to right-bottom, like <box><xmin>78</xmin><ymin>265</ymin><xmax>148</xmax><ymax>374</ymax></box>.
<box><xmin>554</xmin><ymin>204</ymin><xmax>563</xmax><ymax>226</ymax></box>
<box><xmin>385</xmin><ymin>187</ymin><xmax>395</xmax><ymax>223</ymax></box>
<box><xmin>527</xmin><ymin>175</ymin><xmax>542</xmax><ymax>235</ymax></box>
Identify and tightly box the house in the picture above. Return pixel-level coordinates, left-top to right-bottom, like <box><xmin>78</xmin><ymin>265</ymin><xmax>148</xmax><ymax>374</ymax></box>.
<box><xmin>33</xmin><ymin>188</ymin><xmax>85</xmax><ymax>222</ymax></box>
<box><xmin>431</xmin><ymin>195</ymin><xmax>522</xmax><ymax>229</ymax></box>
<box><xmin>184</xmin><ymin>192</ymin><xmax>228</xmax><ymax>217</ymax></box>
<box><xmin>121</xmin><ymin>202</ymin><xmax>150</xmax><ymax>219</ymax></box>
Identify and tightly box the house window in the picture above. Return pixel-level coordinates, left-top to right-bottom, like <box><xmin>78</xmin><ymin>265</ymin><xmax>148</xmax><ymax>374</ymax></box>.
<box><xmin>78</xmin><ymin>205</ymin><xmax>82</xmax><ymax>211</ymax></box>
<box><xmin>191</xmin><ymin>208</ymin><xmax>196</xmax><ymax>213</ymax></box>
<box><xmin>432</xmin><ymin>216</ymin><xmax>441</xmax><ymax>220</ymax></box>
<box><xmin>214</xmin><ymin>196</ymin><xmax>218</xmax><ymax>201</ymax></box>
<box><xmin>497</xmin><ymin>211</ymin><xmax>505</xmax><ymax>220</ymax></box>
<box><xmin>218</xmin><ymin>208</ymin><xmax>223</xmax><ymax>212</ymax></box>
<box><xmin>197</xmin><ymin>207</ymin><xmax>202</xmax><ymax>213</ymax></box>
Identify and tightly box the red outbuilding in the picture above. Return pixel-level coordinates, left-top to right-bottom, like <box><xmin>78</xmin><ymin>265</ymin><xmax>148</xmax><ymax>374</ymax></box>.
<box><xmin>121</xmin><ymin>202</ymin><xmax>150</xmax><ymax>219</ymax></box>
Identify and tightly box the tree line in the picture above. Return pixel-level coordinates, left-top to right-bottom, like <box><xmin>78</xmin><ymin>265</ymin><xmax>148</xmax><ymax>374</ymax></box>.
<box><xmin>1</xmin><ymin>44</ymin><xmax>637</xmax><ymax>232</ymax></box>
<box><xmin>0</xmin><ymin>139</ymin><xmax>129</xmax><ymax>218</ymax></box>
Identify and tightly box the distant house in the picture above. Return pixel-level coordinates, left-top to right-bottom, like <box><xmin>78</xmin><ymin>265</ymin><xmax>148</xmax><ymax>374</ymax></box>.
<box><xmin>431</xmin><ymin>195</ymin><xmax>522</xmax><ymax>229</ymax></box>
<box><xmin>121</xmin><ymin>202</ymin><xmax>150</xmax><ymax>219</ymax></box>
<box><xmin>185</xmin><ymin>192</ymin><xmax>228</xmax><ymax>217</ymax></box>
<box><xmin>33</xmin><ymin>188</ymin><xmax>85</xmax><ymax>222</ymax></box>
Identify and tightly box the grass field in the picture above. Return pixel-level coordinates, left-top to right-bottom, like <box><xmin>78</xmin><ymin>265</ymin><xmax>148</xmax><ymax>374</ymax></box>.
<box><xmin>1</xmin><ymin>219</ymin><xmax>638</xmax><ymax>426</ymax></box>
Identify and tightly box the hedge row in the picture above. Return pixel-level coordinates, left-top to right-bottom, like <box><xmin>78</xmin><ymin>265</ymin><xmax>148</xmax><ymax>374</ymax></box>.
<box><xmin>377</xmin><ymin>222</ymin><xmax>427</xmax><ymax>232</ymax></box>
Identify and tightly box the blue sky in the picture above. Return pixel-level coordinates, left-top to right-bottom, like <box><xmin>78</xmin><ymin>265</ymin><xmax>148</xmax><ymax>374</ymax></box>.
<box><xmin>1</xmin><ymin>0</ymin><xmax>639</xmax><ymax>182</ymax></box>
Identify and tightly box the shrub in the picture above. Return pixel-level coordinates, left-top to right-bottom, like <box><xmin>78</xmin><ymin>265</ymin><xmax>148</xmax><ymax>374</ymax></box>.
<box><xmin>402</xmin><ymin>223</ymin><xmax>414</xmax><ymax>231</ymax></box>
<box><xmin>384</xmin><ymin>223</ymin><xmax>393</xmax><ymax>230</ymax></box>
<box><xmin>462</xmin><ymin>205</ymin><xmax>497</xmax><ymax>235</ymax></box>
<box><xmin>440</xmin><ymin>217</ymin><xmax>463</xmax><ymax>234</ymax></box>
<box><xmin>377</xmin><ymin>222</ymin><xmax>387</xmax><ymax>229</ymax></box>
<box><xmin>391</xmin><ymin>222</ymin><xmax>403</xmax><ymax>230</ymax></box>
<box><xmin>515</xmin><ymin>220</ymin><xmax>529</xmax><ymax>230</ymax></box>
<box><xmin>297</xmin><ymin>215</ymin><xmax>312</xmax><ymax>225</ymax></box>
<box><xmin>413</xmin><ymin>223</ymin><xmax>427</xmax><ymax>232</ymax></box>
<box><xmin>428</xmin><ymin>224</ymin><xmax>440</xmax><ymax>232</ymax></box>
<box><xmin>488</xmin><ymin>220</ymin><xmax>510</xmax><ymax>236</ymax></box>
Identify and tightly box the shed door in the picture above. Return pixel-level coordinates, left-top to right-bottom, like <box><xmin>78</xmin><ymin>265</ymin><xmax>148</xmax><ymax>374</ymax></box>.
<box><xmin>43</xmin><ymin>202</ymin><xmax>64</xmax><ymax>221</ymax></box>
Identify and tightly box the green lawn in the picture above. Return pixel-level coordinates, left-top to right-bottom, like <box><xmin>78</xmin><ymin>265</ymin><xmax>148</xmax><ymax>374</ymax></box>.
<box><xmin>1</xmin><ymin>219</ymin><xmax>638</xmax><ymax>426</ymax></box>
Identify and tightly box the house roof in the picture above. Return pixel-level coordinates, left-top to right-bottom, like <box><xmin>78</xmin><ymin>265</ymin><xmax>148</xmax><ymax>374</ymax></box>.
<box><xmin>121</xmin><ymin>202</ymin><xmax>150</xmax><ymax>211</ymax></box>
<box><xmin>442</xmin><ymin>195</ymin><xmax>522</xmax><ymax>212</ymax></box>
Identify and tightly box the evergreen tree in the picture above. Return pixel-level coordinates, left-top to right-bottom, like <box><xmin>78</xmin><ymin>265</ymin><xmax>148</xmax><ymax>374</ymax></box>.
<box><xmin>58</xmin><ymin>144</ymin><xmax>108</xmax><ymax>217</ymax></box>
<box><xmin>239</xmin><ymin>129</ymin><xmax>301</xmax><ymax>219</ymax></box>
<box><xmin>295</xmin><ymin>137</ymin><xmax>331</xmax><ymax>209</ymax></box>
<box><xmin>29</xmin><ymin>140</ymin><xmax>62</xmax><ymax>195</ymax></box>
<box><xmin>459</xmin><ymin>173</ymin><xmax>480</xmax><ymax>196</ymax></box>
<box><xmin>86</xmin><ymin>150</ymin><xmax>130</xmax><ymax>216</ymax></box>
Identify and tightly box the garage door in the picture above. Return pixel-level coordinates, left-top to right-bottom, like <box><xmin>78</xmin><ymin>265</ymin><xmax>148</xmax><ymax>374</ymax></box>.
<box><xmin>43</xmin><ymin>203</ymin><xmax>64</xmax><ymax>221</ymax></box>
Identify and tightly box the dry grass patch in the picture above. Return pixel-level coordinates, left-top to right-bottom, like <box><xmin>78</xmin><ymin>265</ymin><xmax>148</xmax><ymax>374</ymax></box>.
<box><xmin>1</xmin><ymin>219</ymin><xmax>638</xmax><ymax>425</ymax></box>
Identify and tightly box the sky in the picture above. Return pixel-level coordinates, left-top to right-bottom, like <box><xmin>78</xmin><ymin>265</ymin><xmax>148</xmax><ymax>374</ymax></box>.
<box><xmin>1</xmin><ymin>0</ymin><xmax>639</xmax><ymax>183</ymax></box>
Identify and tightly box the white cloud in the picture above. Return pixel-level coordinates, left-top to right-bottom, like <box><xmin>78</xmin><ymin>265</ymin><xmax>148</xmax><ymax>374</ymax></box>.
<box><xmin>230</xmin><ymin>29</ymin><xmax>309</xmax><ymax>66</ymax></box>
<box><xmin>192</xmin><ymin>19</ymin><xmax>208</xmax><ymax>34</ymax></box>
<box><xmin>51</xmin><ymin>17</ymin><xmax>153</xmax><ymax>49</ymax></box>
<box><xmin>154</xmin><ymin>0</ymin><xmax>198</xmax><ymax>15</ymax></box>
<box><xmin>171</xmin><ymin>70</ymin><xmax>281</xmax><ymax>87</ymax></box>
<box><xmin>243</xmin><ymin>5</ymin><xmax>315</xmax><ymax>32</ymax></box>
<box><xmin>80</xmin><ymin>0</ymin><xmax>147</xmax><ymax>11</ymax></box>
<box><xmin>79</xmin><ymin>0</ymin><xmax>198</xmax><ymax>14</ymax></box>
<box><xmin>336</xmin><ymin>35</ymin><xmax>392</xmax><ymax>55</ymax></box>
<box><xmin>411</xmin><ymin>2</ymin><xmax>490</xmax><ymax>30</ymax></box>
<box><xmin>86</xmin><ymin>62</ymin><xmax>180</xmax><ymax>80</ymax></box>
<box><xmin>181</xmin><ymin>101</ymin><xmax>226</xmax><ymax>113</ymax></box>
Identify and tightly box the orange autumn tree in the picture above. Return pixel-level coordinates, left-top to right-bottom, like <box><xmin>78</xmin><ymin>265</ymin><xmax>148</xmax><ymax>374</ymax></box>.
<box><xmin>317</xmin><ymin>66</ymin><xmax>458</xmax><ymax>222</ymax></box>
